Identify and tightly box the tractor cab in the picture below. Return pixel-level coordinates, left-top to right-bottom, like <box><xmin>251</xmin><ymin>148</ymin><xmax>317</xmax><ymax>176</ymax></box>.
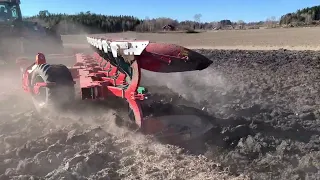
<box><xmin>0</xmin><ymin>0</ymin><xmax>64</xmax><ymax>62</ymax></box>
<box><xmin>0</xmin><ymin>0</ymin><xmax>22</xmax><ymax>24</ymax></box>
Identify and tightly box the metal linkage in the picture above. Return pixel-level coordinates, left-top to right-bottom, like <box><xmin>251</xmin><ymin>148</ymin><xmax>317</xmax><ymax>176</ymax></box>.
<box><xmin>74</xmin><ymin>51</ymin><xmax>147</xmax><ymax>127</ymax></box>
<box><xmin>86</xmin><ymin>36</ymin><xmax>213</xmax><ymax>73</ymax></box>
<box><xmin>86</xmin><ymin>36</ymin><xmax>150</xmax><ymax>57</ymax></box>
<box><xmin>18</xmin><ymin>36</ymin><xmax>214</xmax><ymax>143</ymax></box>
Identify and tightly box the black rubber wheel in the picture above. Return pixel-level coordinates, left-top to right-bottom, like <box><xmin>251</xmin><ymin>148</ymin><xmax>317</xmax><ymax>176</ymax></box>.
<box><xmin>30</xmin><ymin>64</ymin><xmax>75</xmax><ymax>113</ymax></box>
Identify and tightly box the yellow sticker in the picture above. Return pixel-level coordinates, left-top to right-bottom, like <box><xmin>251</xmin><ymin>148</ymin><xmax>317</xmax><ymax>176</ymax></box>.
<box><xmin>180</xmin><ymin>47</ymin><xmax>189</xmax><ymax>57</ymax></box>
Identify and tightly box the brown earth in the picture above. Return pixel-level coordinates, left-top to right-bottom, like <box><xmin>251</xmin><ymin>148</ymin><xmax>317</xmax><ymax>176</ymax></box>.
<box><xmin>0</xmin><ymin>27</ymin><xmax>319</xmax><ymax>179</ymax></box>
<box><xmin>62</xmin><ymin>27</ymin><xmax>320</xmax><ymax>51</ymax></box>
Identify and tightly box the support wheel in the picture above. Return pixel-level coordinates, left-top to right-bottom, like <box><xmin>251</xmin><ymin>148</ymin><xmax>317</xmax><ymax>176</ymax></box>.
<box><xmin>30</xmin><ymin>64</ymin><xmax>75</xmax><ymax>114</ymax></box>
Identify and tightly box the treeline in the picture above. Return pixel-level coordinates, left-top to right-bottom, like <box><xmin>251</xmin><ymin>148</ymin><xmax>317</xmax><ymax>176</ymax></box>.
<box><xmin>280</xmin><ymin>5</ymin><xmax>320</xmax><ymax>26</ymax></box>
<box><xmin>25</xmin><ymin>10</ymin><xmax>268</xmax><ymax>34</ymax></box>
<box><xmin>25</xmin><ymin>10</ymin><xmax>142</xmax><ymax>34</ymax></box>
<box><xmin>25</xmin><ymin>6</ymin><xmax>320</xmax><ymax>35</ymax></box>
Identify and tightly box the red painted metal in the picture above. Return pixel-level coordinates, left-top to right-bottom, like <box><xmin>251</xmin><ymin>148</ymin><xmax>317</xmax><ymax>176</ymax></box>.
<box><xmin>71</xmin><ymin>53</ymin><xmax>145</xmax><ymax>127</ymax></box>
<box><xmin>20</xmin><ymin>63</ymin><xmax>56</xmax><ymax>95</ymax></box>
<box><xmin>18</xmin><ymin>40</ymin><xmax>213</xmax><ymax>142</ymax></box>
<box><xmin>21</xmin><ymin>66</ymin><xmax>31</xmax><ymax>92</ymax></box>
<box><xmin>136</xmin><ymin>43</ymin><xmax>213</xmax><ymax>72</ymax></box>
<box><xmin>35</xmin><ymin>53</ymin><xmax>46</xmax><ymax>65</ymax></box>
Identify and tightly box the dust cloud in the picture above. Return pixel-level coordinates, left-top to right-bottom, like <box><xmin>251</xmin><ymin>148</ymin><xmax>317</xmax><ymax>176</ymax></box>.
<box><xmin>1</xmin><ymin>33</ymin><xmax>319</xmax><ymax>179</ymax></box>
<box><xmin>141</xmin><ymin>49</ymin><xmax>320</xmax><ymax>180</ymax></box>
<box><xmin>0</xmin><ymin>49</ymin><xmax>244</xmax><ymax>179</ymax></box>
<box><xmin>141</xmin><ymin>67</ymin><xmax>231</xmax><ymax>115</ymax></box>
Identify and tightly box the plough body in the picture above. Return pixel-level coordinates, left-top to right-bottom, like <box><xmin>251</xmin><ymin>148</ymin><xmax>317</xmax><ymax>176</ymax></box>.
<box><xmin>18</xmin><ymin>36</ymin><xmax>214</xmax><ymax>142</ymax></box>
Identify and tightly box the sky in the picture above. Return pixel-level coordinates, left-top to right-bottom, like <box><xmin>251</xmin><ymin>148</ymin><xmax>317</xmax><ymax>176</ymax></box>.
<box><xmin>21</xmin><ymin>0</ymin><xmax>320</xmax><ymax>22</ymax></box>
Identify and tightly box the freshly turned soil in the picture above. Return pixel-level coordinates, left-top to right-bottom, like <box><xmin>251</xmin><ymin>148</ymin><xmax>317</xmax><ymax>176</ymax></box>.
<box><xmin>0</xmin><ymin>48</ymin><xmax>319</xmax><ymax>180</ymax></box>
<box><xmin>141</xmin><ymin>49</ymin><xmax>320</xmax><ymax>180</ymax></box>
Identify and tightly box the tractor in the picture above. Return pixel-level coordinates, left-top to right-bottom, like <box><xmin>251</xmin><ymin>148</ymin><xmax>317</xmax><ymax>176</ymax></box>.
<box><xmin>17</xmin><ymin>36</ymin><xmax>215</xmax><ymax>143</ymax></box>
<box><xmin>0</xmin><ymin>0</ymin><xmax>63</xmax><ymax>63</ymax></box>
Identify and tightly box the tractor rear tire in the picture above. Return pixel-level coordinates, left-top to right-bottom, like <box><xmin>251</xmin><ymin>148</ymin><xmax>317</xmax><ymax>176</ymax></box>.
<box><xmin>30</xmin><ymin>64</ymin><xmax>75</xmax><ymax>114</ymax></box>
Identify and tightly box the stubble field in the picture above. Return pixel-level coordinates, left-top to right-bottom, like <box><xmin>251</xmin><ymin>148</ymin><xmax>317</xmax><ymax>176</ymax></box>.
<box><xmin>0</xmin><ymin>27</ymin><xmax>319</xmax><ymax>180</ymax></box>
<box><xmin>63</xmin><ymin>27</ymin><xmax>320</xmax><ymax>50</ymax></box>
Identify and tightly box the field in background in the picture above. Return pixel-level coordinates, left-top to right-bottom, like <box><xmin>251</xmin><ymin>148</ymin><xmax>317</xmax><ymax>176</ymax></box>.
<box><xmin>62</xmin><ymin>27</ymin><xmax>320</xmax><ymax>51</ymax></box>
<box><xmin>1</xmin><ymin>20</ymin><xmax>320</xmax><ymax>180</ymax></box>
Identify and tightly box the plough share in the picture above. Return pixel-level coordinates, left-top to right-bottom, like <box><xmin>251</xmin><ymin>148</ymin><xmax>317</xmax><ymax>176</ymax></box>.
<box><xmin>18</xmin><ymin>36</ymin><xmax>214</xmax><ymax>143</ymax></box>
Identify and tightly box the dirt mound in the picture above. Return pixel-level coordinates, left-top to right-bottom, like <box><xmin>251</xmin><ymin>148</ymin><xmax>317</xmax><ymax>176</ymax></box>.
<box><xmin>0</xmin><ymin>67</ymin><xmax>243</xmax><ymax>179</ymax></box>
<box><xmin>141</xmin><ymin>49</ymin><xmax>320</xmax><ymax>179</ymax></box>
<box><xmin>0</xmin><ymin>49</ymin><xmax>320</xmax><ymax>180</ymax></box>
<box><xmin>0</xmin><ymin>101</ymin><xmax>244</xmax><ymax>180</ymax></box>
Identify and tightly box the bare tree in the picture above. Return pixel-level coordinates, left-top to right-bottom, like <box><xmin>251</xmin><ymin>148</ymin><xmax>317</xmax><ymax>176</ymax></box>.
<box><xmin>237</xmin><ymin>20</ymin><xmax>245</xmax><ymax>25</ymax></box>
<box><xmin>144</xmin><ymin>16</ymin><xmax>153</xmax><ymax>32</ymax></box>
<box><xmin>193</xmin><ymin>14</ymin><xmax>202</xmax><ymax>22</ymax></box>
<box><xmin>236</xmin><ymin>20</ymin><xmax>245</xmax><ymax>29</ymax></box>
<box><xmin>302</xmin><ymin>13</ymin><xmax>313</xmax><ymax>24</ymax></box>
<box><xmin>193</xmin><ymin>14</ymin><xmax>202</xmax><ymax>29</ymax></box>
<box><xmin>265</xmin><ymin>16</ymin><xmax>277</xmax><ymax>28</ymax></box>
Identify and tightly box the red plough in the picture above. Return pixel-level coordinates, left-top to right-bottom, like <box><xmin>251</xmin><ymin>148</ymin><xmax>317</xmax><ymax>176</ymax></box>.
<box><xmin>18</xmin><ymin>36</ymin><xmax>214</xmax><ymax>143</ymax></box>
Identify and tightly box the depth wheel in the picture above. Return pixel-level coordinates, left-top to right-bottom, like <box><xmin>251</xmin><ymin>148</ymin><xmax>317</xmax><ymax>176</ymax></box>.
<box><xmin>30</xmin><ymin>64</ymin><xmax>75</xmax><ymax>114</ymax></box>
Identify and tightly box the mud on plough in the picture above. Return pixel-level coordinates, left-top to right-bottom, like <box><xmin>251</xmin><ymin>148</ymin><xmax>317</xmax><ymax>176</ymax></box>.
<box><xmin>17</xmin><ymin>36</ymin><xmax>214</xmax><ymax>143</ymax></box>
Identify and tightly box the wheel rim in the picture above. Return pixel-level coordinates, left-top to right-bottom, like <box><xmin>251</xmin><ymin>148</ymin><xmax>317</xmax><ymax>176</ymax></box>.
<box><xmin>32</xmin><ymin>75</ymin><xmax>47</xmax><ymax>108</ymax></box>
